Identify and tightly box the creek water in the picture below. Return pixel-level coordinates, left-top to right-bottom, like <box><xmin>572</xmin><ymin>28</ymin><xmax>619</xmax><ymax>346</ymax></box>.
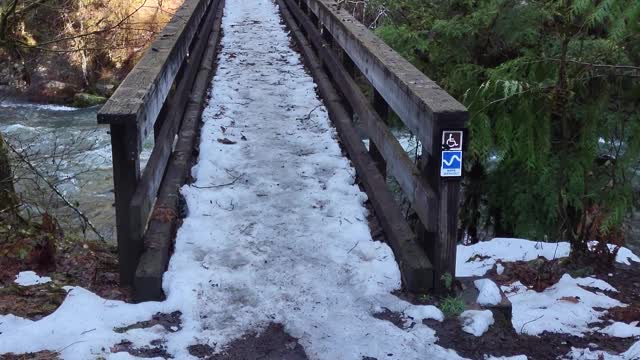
<box><xmin>0</xmin><ymin>101</ymin><xmax>137</xmax><ymax>242</ymax></box>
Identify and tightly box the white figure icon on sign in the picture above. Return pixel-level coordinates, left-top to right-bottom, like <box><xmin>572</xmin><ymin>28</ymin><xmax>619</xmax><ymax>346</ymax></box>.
<box><xmin>442</xmin><ymin>131</ymin><xmax>463</xmax><ymax>151</ymax></box>
<box><xmin>446</xmin><ymin>134</ymin><xmax>459</xmax><ymax>149</ymax></box>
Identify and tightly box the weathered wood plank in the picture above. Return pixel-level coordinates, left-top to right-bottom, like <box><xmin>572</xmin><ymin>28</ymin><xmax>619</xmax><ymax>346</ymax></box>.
<box><xmin>109</xmin><ymin>123</ymin><xmax>141</xmax><ymax>285</ymax></box>
<box><xmin>283</xmin><ymin>0</ymin><xmax>437</xmax><ymax>232</ymax></box>
<box><xmin>129</xmin><ymin>0</ymin><xmax>221</xmax><ymax>255</ymax></box>
<box><xmin>369</xmin><ymin>89</ymin><xmax>388</xmax><ymax>177</ymax></box>
<box><xmin>425</xmin><ymin>131</ymin><xmax>463</xmax><ymax>292</ymax></box>
<box><xmin>299</xmin><ymin>0</ymin><xmax>467</xmax><ymax>152</ymax></box>
<box><xmin>133</xmin><ymin>0</ymin><xmax>225</xmax><ymax>302</ymax></box>
<box><xmin>279</xmin><ymin>0</ymin><xmax>433</xmax><ymax>291</ymax></box>
<box><xmin>98</xmin><ymin>0</ymin><xmax>213</xmax><ymax>147</ymax></box>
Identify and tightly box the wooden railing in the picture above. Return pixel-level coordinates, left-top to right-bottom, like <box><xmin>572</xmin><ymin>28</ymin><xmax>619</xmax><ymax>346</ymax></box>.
<box><xmin>97</xmin><ymin>0</ymin><xmax>224</xmax><ymax>296</ymax></box>
<box><xmin>278</xmin><ymin>0</ymin><xmax>468</xmax><ymax>292</ymax></box>
<box><xmin>98</xmin><ymin>0</ymin><xmax>466</xmax><ymax>298</ymax></box>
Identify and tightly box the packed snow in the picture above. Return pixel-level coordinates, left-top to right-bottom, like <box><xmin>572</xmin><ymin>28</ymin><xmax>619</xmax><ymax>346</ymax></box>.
<box><xmin>459</xmin><ymin>310</ymin><xmax>494</xmax><ymax>336</ymax></box>
<box><xmin>14</xmin><ymin>271</ymin><xmax>52</xmax><ymax>286</ymax></box>
<box><xmin>474</xmin><ymin>279</ymin><xmax>502</xmax><ymax>306</ymax></box>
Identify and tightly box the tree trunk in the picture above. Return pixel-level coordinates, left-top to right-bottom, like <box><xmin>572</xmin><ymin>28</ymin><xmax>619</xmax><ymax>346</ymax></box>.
<box><xmin>0</xmin><ymin>133</ymin><xmax>16</xmax><ymax>214</ymax></box>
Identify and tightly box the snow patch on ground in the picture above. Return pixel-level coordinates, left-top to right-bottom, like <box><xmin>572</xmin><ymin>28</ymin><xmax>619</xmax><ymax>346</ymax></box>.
<box><xmin>14</xmin><ymin>271</ymin><xmax>52</xmax><ymax>286</ymax></box>
<box><xmin>460</xmin><ymin>310</ymin><xmax>494</xmax><ymax>336</ymax></box>
<box><xmin>502</xmin><ymin>274</ymin><xmax>623</xmax><ymax>336</ymax></box>
<box><xmin>0</xmin><ymin>287</ymin><xmax>166</xmax><ymax>357</ymax></box>
<box><xmin>457</xmin><ymin>238</ymin><xmax>639</xmax><ymax>277</ymax></box>
<box><xmin>403</xmin><ymin>304</ymin><xmax>445</xmax><ymax>323</ymax></box>
<box><xmin>574</xmin><ymin>276</ymin><xmax>619</xmax><ymax>292</ymax></box>
<box><xmin>615</xmin><ymin>246</ymin><xmax>640</xmax><ymax>265</ymax></box>
<box><xmin>564</xmin><ymin>340</ymin><xmax>640</xmax><ymax>360</ymax></box>
<box><xmin>474</xmin><ymin>279</ymin><xmax>502</xmax><ymax>306</ymax></box>
<box><xmin>600</xmin><ymin>322</ymin><xmax>640</xmax><ymax>338</ymax></box>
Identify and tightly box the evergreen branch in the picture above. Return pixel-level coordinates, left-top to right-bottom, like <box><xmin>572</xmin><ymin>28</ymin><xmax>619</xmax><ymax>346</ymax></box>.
<box><xmin>544</xmin><ymin>58</ymin><xmax>640</xmax><ymax>72</ymax></box>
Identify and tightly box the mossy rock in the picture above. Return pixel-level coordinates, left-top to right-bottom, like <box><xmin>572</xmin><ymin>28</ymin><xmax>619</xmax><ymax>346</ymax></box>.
<box><xmin>72</xmin><ymin>92</ymin><xmax>107</xmax><ymax>108</ymax></box>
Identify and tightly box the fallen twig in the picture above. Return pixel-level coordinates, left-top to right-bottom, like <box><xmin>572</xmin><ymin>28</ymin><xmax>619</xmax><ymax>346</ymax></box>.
<box><xmin>80</xmin><ymin>328</ymin><xmax>96</xmax><ymax>335</ymax></box>
<box><xmin>216</xmin><ymin>199</ymin><xmax>235</xmax><ymax>211</ymax></box>
<box><xmin>300</xmin><ymin>105</ymin><xmax>322</xmax><ymax>121</ymax></box>
<box><xmin>348</xmin><ymin>241</ymin><xmax>360</xmax><ymax>254</ymax></box>
<box><xmin>520</xmin><ymin>315</ymin><xmax>544</xmax><ymax>333</ymax></box>
<box><xmin>192</xmin><ymin>170</ymin><xmax>245</xmax><ymax>189</ymax></box>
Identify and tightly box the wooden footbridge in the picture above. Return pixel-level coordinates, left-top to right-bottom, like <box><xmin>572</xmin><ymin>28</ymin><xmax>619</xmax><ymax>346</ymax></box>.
<box><xmin>98</xmin><ymin>0</ymin><xmax>467</xmax><ymax>301</ymax></box>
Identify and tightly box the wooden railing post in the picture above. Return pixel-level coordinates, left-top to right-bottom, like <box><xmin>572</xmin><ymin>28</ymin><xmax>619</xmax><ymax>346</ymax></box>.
<box><xmin>322</xmin><ymin>25</ymin><xmax>333</xmax><ymax>47</ymax></box>
<box><xmin>370</xmin><ymin>89</ymin><xmax>388</xmax><ymax>178</ymax></box>
<box><xmin>98</xmin><ymin>0</ymin><xmax>214</xmax><ymax>287</ymax></box>
<box><xmin>109</xmin><ymin>123</ymin><xmax>141</xmax><ymax>285</ymax></box>
<box><xmin>422</xmin><ymin>119</ymin><xmax>465</xmax><ymax>293</ymax></box>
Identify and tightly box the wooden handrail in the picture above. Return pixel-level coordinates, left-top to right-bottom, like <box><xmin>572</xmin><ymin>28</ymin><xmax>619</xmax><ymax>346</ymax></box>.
<box><xmin>97</xmin><ymin>0</ymin><xmax>218</xmax><ymax>285</ymax></box>
<box><xmin>297</xmin><ymin>0</ymin><xmax>467</xmax><ymax>152</ymax></box>
<box><xmin>98</xmin><ymin>0</ymin><xmax>213</xmax><ymax>145</ymax></box>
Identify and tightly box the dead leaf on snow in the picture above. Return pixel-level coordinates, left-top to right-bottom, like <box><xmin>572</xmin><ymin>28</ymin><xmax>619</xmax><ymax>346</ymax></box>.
<box><xmin>559</xmin><ymin>296</ymin><xmax>580</xmax><ymax>304</ymax></box>
<box><xmin>217</xmin><ymin>138</ymin><xmax>237</xmax><ymax>145</ymax></box>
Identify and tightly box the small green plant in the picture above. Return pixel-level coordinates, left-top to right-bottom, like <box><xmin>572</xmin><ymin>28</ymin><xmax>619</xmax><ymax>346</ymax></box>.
<box><xmin>417</xmin><ymin>293</ymin><xmax>432</xmax><ymax>303</ymax></box>
<box><xmin>440</xmin><ymin>272</ymin><xmax>453</xmax><ymax>290</ymax></box>
<box><xmin>440</xmin><ymin>296</ymin><xmax>465</xmax><ymax>318</ymax></box>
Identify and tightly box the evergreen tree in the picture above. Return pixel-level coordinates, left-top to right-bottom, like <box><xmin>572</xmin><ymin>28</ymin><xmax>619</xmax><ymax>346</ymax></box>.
<box><xmin>370</xmin><ymin>0</ymin><xmax>640</xmax><ymax>259</ymax></box>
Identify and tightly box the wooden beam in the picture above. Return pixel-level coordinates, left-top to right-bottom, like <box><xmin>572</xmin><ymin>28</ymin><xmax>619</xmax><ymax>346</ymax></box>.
<box><xmin>98</xmin><ymin>0</ymin><xmax>213</xmax><ymax>147</ymax></box>
<box><xmin>108</xmin><ymin>122</ymin><xmax>141</xmax><ymax>285</ymax></box>
<box><xmin>134</xmin><ymin>0</ymin><xmax>225</xmax><ymax>302</ymax></box>
<box><xmin>425</xmin><ymin>133</ymin><xmax>463</xmax><ymax>293</ymax></box>
<box><xmin>129</xmin><ymin>0</ymin><xmax>222</xmax><ymax>258</ymax></box>
<box><xmin>279</xmin><ymin>0</ymin><xmax>433</xmax><ymax>291</ymax></box>
<box><xmin>299</xmin><ymin>0</ymin><xmax>467</xmax><ymax>152</ymax></box>
<box><xmin>369</xmin><ymin>89</ymin><xmax>388</xmax><ymax>177</ymax></box>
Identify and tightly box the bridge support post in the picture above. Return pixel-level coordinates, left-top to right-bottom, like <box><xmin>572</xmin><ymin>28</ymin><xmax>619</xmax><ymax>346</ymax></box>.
<box><xmin>369</xmin><ymin>89</ymin><xmax>388</xmax><ymax>178</ymax></box>
<box><xmin>322</xmin><ymin>25</ymin><xmax>333</xmax><ymax>48</ymax></box>
<box><xmin>109</xmin><ymin>123</ymin><xmax>141</xmax><ymax>285</ymax></box>
<box><xmin>419</xmin><ymin>121</ymin><xmax>464</xmax><ymax>294</ymax></box>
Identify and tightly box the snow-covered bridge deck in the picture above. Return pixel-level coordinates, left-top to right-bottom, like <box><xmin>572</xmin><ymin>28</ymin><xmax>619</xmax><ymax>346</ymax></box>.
<box><xmin>97</xmin><ymin>0</ymin><xmax>467</xmax><ymax>302</ymax></box>
<box><xmin>97</xmin><ymin>0</ymin><xmax>466</xmax><ymax>324</ymax></box>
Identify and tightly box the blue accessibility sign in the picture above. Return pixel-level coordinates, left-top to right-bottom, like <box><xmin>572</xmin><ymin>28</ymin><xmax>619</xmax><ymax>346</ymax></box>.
<box><xmin>441</xmin><ymin>150</ymin><xmax>462</xmax><ymax>177</ymax></box>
